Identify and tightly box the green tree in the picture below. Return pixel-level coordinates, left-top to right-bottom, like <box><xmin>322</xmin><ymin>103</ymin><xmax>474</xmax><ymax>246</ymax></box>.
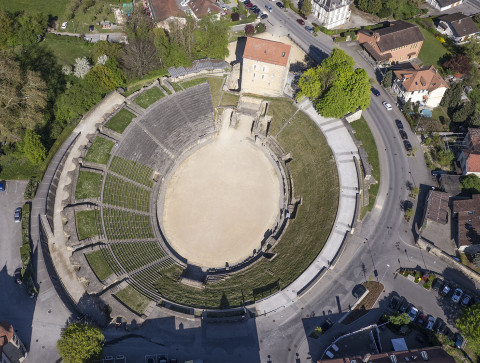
<box><xmin>457</xmin><ymin>303</ymin><xmax>480</xmax><ymax>353</ymax></box>
<box><xmin>452</xmin><ymin>101</ymin><xmax>477</xmax><ymax>123</ymax></box>
<box><xmin>236</xmin><ymin>2</ymin><xmax>247</xmax><ymax>16</ymax></box>
<box><xmin>383</xmin><ymin>70</ymin><xmax>393</xmax><ymax>88</ymax></box>
<box><xmin>86</xmin><ymin>60</ymin><xmax>125</xmax><ymax>93</ymax></box>
<box><xmin>194</xmin><ymin>16</ymin><xmax>229</xmax><ymax>60</ymax></box>
<box><xmin>15</xmin><ymin>12</ymin><xmax>48</xmax><ymax>46</ymax></box>
<box><xmin>92</xmin><ymin>41</ymin><xmax>122</xmax><ymax>63</ymax></box>
<box><xmin>0</xmin><ymin>10</ymin><xmax>16</xmax><ymax>49</ymax></box>
<box><xmin>57</xmin><ymin>323</ymin><xmax>104</xmax><ymax>363</ymax></box>
<box><xmin>437</xmin><ymin>149</ymin><xmax>454</xmax><ymax>167</ymax></box>
<box><xmin>300</xmin><ymin>0</ymin><xmax>312</xmax><ymax>15</ymax></box>
<box><xmin>316</xmin><ymin>83</ymin><xmax>350</xmax><ymax>118</ymax></box>
<box><xmin>464</xmin><ymin>38</ymin><xmax>480</xmax><ymax>65</ymax></box>
<box><xmin>358</xmin><ymin>0</ymin><xmax>382</xmax><ymax>14</ymax></box>
<box><xmin>153</xmin><ymin>28</ymin><xmax>191</xmax><ymax>68</ymax></box>
<box><xmin>255</xmin><ymin>22</ymin><xmax>266</xmax><ymax>33</ymax></box>
<box><xmin>389</xmin><ymin>313</ymin><xmax>411</xmax><ymax>326</ymax></box>
<box><xmin>23</xmin><ymin>129</ymin><xmax>46</xmax><ymax>165</ymax></box>
<box><xmin>461</xmin><ymin>174</ymin><xmax>480</xmax><ymax>194</ymax></box>
<box><xmin>440</xmin><ymin>82</ymin><xmax>462</xmax><ymax>111</ymax></box>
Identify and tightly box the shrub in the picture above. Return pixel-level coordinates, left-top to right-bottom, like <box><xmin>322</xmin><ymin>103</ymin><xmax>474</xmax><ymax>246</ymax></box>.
<box><xmin>378</xmin><ymin>7</ymin><xmax>393</xmax><ymax>18</ymax></box>
<box><xmin>231</xmin><ymin>13</ymin><xmax>240</xmax><ymax>21</ymax></box>
<box><xmin>24</xmin><ymin>177</ymin><xmax>39</xmax><ymax>200</ymax></box>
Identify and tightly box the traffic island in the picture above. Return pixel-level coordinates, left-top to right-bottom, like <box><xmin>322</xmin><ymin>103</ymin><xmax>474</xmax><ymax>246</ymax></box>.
<box><xmin>341</xmin><ymin>281</ymin><xmax>384</xmax><ymax>325</ymax></box>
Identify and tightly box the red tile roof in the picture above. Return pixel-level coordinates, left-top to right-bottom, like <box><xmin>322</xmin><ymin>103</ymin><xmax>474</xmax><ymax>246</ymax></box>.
<box><xmin>453</xmin><ymin>194</ymin><xmax>480</xmax><ymax>247</ymax></box>
<box><xmin>464</xmin><ymin>151</ymin><xmax>480</xmax><ymax>172</ymax></box>
<box><xmin>468</xmin><ymin>127</ymin><xmax>480</xmax><ymax>151</ymax></box>
<box><xmin>243</xmin><ymin>37</ymin><xmax>291</xmax><ymax>67</ymax></box>
<box><xmin>150</xmin><ymin>0</ymin><xmax>183</xmax><ymax>20</ymax></box>
<box><xmin>393</xmin><ymin>65</ymin><xmax>449</xmax><ymax>93</ymax></box>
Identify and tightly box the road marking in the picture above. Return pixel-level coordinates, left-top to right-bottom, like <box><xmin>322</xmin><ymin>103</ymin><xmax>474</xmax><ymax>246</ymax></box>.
<box><xmin>375</xmin><ymin>204</ymin><xmax>383</xmax><ymax>210</ymax></box>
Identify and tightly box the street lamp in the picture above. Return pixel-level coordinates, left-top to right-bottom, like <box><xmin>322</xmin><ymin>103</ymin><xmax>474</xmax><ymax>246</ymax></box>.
<box><xmin>380</xmin><ymin>264</ymin><xmax>390</xmax><ymax>283</ymax></box>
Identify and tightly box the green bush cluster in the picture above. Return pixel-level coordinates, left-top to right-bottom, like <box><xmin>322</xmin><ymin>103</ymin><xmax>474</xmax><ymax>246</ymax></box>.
<box><xmin>24</xmin><ymin>177</ymin><xmax>39</xmax><ymax>200</ymax></box>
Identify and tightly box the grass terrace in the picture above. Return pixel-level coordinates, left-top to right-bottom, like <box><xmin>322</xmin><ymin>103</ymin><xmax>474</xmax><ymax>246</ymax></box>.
<box><xmin>179</xmin><ymin>77</ymin><xmax>224</xmax><ymax>107</ymax></box>
<box><xmin>412</xmin><ymin>20</ymin><xmax>450</xmax><ymax>69</ymax></box>
<box><xmin>40</xmin><ymin>33</ymin><xmax>92</xmax><ymax>66</ymax></box>
<box><xmin>75</xmin><ymin>170</ymin><xmax>103</xmax><ymax>200</ymax></box>
<box><xmin>76</xmin><ymin>210</ymin><xmax>102</xmax><ymax>240</ymax></box>
<box><xmin>154</xmin><ymin>101</ymin><xmax>339</xmax><ymax>308</ymax></box>
<box><xmin>110</xmin><ymin>242</ymin><xmax>166</xmax><ymax>273</ymax></box>
<box><xmin>103</xmin><ymin>174</ymin><xmax>151</xmax><ymax>212</ymax></box>
<box><xmin>131</xmin><ymin>261</ymin><xmax>174</xmax><ymax>300</ymax></box>
<box><xmin>350</xmin><ymin>117</ymin><xmax>380</xmax><ymax>218</ymax></box>
<box><xmin>134</xmin><ymin>87</ymin><xmax>165</xmax><ymax>109</ymax></box>
<box><xmin>103</xmin><ymin>208</ymin><xmax>154</xmax><ymax>240</ymax></box>
<box><xmin>265</xmin><ymin>98</ymin><xmax>299</xmax><ymax>136</ymax></box>
<box><xmin>109</xmin><ymin>157</ymin><xmax>154</xmax><ymax>188</ymax></box>
<box><xmin>114</xmin><ymin>285</ymin><xmax>151</xmax><ymax>316</ymax></box>
<box><xmin>219</xmin><ymin>93</ymin><xmax>240</xmax><ymax>107</ymax></box>
<box><xmin>85</xmin><ymin>250</ymin><xmax>115</xmax><ymax>281</ymax></box>
<box><xmin>161</xmin><ymin>85</ymin><xmax>172</xmax><ymax>95</ymax></box>
<box><xmin>85</xmin><ymin>136</ymin><xmax>115</xmax><ymax>165</ymax></box>
<box><xmin>170</xmin><ymin>82</ymin><xmax>183</xmax><ymax>92</ymax></box>
<box><xmin>105</xmin><ymin>109</ymin><xmax>136</xmax><ymax>134</ymax></box>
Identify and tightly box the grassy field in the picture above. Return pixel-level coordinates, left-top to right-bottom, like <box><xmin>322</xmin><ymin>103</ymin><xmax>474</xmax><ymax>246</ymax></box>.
<box><xmin>84</xmin><ymin>136</ymin><xmax>115</xmax><ymax>165</ymax></box>
<box><xmin>105</xmin><ymin>109</ymin><xmax>136</xmax><ymax>134</ymax></box>
<box><xmin>178</xmin><ymin>77</ymin><xmax>224</xmax><ymax>107</ymax></box>
<box><xmin>85</xmin><ymin>250</ymin><xmax>114</xmax><ymax>281</ymax></box>
<box><xmin>219</xmin><ymin>93</ymin><xmax>240</xmax><ymax>107</ymax></box>
<box><xmin>413</xmin><ymin>21</ymin><xmax>450</xmax><ymax>68</ymax></box>
<box><xmin>1</xmin><ymin>0</ymin><xmax>69</xmax><ymax>17</ymax></box>
<box><xmin>351</xmin><ymin>117</ymin><xmax>380</xmax><ymax>218</ymax></box>
<box><xmin>0</xmin><ymin>152</ymin><xmax>39</xmax><ymax>180</ymax></box>
<box><xmin>115</xmin><ymin>285</ymin><xmax>151</xmax><ymax>316</ymax></box>
<box><xmin>76</xmin><ymin>210</ymin><xmax>100</xmax><ymax>240</ymax></box>
<box><xmin>266</xmin><ymin>98</ymin><xmax>299</xmax><ymax>136</ymax></box>
<box><xmin>170</xmin><ymin>82</ymin><xmax>183</xmax><ymax>92</ymax></box>
<box><xmin>40</xmin><ymin>33</ymin><xmax>92</xmax><ymax>66</ymax></box>
<box><xmin>134</xmin><ymin>87</ymin><xmax>165</xmax><ymax>109</ymax></box>
<box><xmin>75</xmin><ymin>170</ymin><xmax>103</xmax><ymax>200</ymax></box>
<box><xmin>154</xmin><ymin>100</ymin><xmax>339</xmax><ymax>308</ymax></box>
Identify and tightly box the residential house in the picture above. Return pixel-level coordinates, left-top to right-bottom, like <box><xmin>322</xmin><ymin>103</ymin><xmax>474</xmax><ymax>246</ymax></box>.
<box><xmin>437</xmin><ymin>13</ymin><xmax>479</xmax><ymax>44</ymax></box>
<box><xmin>453</xmin><ymin>194</ymin><xmax>480</xmax><ymax>251</ymax></box>
<box><xmin>426</xmin><ymin>0</ymin><xmax>463</xmax><ymax>11</ymax></box>
<box><xmin>242</xmin><ymin>37</ymin><xmax>291</xmax><ymax>97</ymax></box>
<box><xmin>357</xmin><ymin>21</ymin><xmax>424</xmax><ymax>66</ymax></box>
<box><xmin>0</xmin><ymin>322</ymin><xmax>28</xmax><ymax>363</ymax></box>
<box><xmin>392</xmin><ymin>65</ymin><xmax>449</xmax><ymax>107</ymax></box>
<box><xmin>459</xmin><ymin>128</ymin><xmax>480</xmax><ymax>176</ymax></box>
<box><xmin>424</xmin><ymin>190</ymin><xmax>450</xmax><ymax>225</ymax></box>
<box><xmin>186</xmin><ymin>0</ymin><xmax>223</xmax><ymax>19</ymax></box>
<box><xmin>312</xmin><ymin>0</ymin><xmax>351</xmax><ymax>29</ymax></box>
<box><xmin>149</xmin><ymin>0</ymin><xmax>184</xmax><ymax>21</ymax></box>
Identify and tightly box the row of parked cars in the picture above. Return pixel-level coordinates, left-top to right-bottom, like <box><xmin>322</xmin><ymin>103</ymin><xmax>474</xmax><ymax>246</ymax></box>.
<box><xmin>392</xmin><ymin>117</ymin><xmax>413</xmax><ymax>152</ymax></box>
<box><xmin>243</xmin><ymin>0</ymin><xmax>269</xmax><ymax>19</ymax></box>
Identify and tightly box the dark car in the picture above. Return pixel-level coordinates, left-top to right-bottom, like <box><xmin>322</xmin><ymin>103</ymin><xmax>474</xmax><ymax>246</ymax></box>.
<box><xmin>416</xmin><ymin>313</ymin><xmax>426</xmax><ymax>325</ymax></box>
<box><xmin>432</xmin><ymin>277</ymin><xmax>443</xmax><ymax>291</ymax></box>
<box><xmin>276</xmin><ymin>1</ymin><xmax>284</xmax><ymax>7</ymax></box>
<box><xmin>14</xmin><ymin>207</ymin><xmax>22</xmax><ymax>223</ymax></box>
<box><xmin>440</xmin><ymin>283</ymin><xmax>451</xmax><ymax>296</ymax></box>
<box><xmin>299</xmin><ymin>13</ymin><xmax>307</xmax><ymax>19</ymax></box>
<box><xmin>371</xmin><ymin>87</ymin><xmax>380</xmax><ymax>97</ymax></box>
<box><xmin>0</xmin><ymin>180</ymin><xmax>5</xmax><ymax>191</ymax></box>
<box><xmin>399</xmin><ymin>130</ymin><xmax>408</xmax><ymax>140</ymax></box>
<box><xmin>433</xmin><ymin>317</ymin><xmax>444</xmax><ymax>332</ymax></box>
<box><xmin>260</xmin><ymin>13</ymin><xmax>268</xmax><ymax>19</ymax></box>
<box><xmin>297</xmin><ymin>19</ymin><xmax>305</xmax><ymax>25</ymax></box>
<box><xmin>250</xmin><ymin>5</ymin><xmax>258</xmax><ymax>10</ymax></box>
<box><xmin>388</xmin><ymin>295</ymin><xmax>401</xmax><ymax>312</ymax></box>
<box><xmin>454</xmin><ymin>333</ymin><xmax>466</xmax><ymax>349</ymax></box>
<box><xmin>246</xmin><ymin>2</ymin><xmax>253</xmax><ymax>7</ymax></box>
<box><xmin>305</xmin><ymin>25</ymin><xmax>314</xmax><ymax>33</ymax></box>
<box><xmin>320</xmin><ymin>318</ymin><xmax>333</xmax><ymax>332</ymax></box>
<box><xmin>395</xmin><ymin>119</ymin><xmax>404</xmax><ymax>130</ymax></box>
<box><xmin>399</xmin><ymin>299</ymin><xmax>409</xmax><ymax>313</ymax></box>
<box><xmin>431</xmin><ymin>170</ymin><xmax>448</xmax><ymax>176</ymax></box>
<box><xmin>14</xmin><ymin>268</ymin><xmax>22</xmax><ymax>285</ymax></box>
<box><xmin>352</xmin><ymin>284</ymin><xmax>367</xmax><ymax>299</ymax></box>
<box><xmin>403</xmin><ymin>140</ymin><xmax>412</xmax><ymax>152</ymax></box>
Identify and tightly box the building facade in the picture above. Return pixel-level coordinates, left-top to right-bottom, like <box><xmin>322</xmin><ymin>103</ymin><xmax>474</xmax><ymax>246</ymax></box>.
<box><xmin>459</xmin><ymin>128</ymin><xmax>480</xmax><ymax>177</ymax></box>
<box><xmin>426</xmin><ymin>0</ymin><xmax>463</xmax><ymax>12</ymax></box>
<box><xmin>436</xmin><ymin>13</ymin><xmax>479</xmax><ymax>44</ymax></box>
<box><xmin>357</xmin><ymin>21</ymin><xmax>424</xmax><ymax>66</ymax></box>
<box><xmin>312</xmin><ymin>0</ymin><xmax>351</xmax><ymax>29</ymax></box>
<box><xmin>242</xmin><ymin>37</ymin><xmax>291</xmax><ymax>97</ymax></box>
<box><xmin>392</xmin><ymin>65</ymin><xmax>449</xmax><ymax>108</ymax></box>
<box><xmin>0</xmin><ymin>322</ymin><xmax>28</xmax><ymax>363</ymax></box>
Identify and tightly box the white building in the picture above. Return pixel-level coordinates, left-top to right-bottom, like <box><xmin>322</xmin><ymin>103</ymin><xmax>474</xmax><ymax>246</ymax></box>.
<box><xmin>392</xmin><ymin>65</ymin><xmax>449</xmax><ymax>108</ymax></box>
<box><xmin>436</xmin><ymin>13</ymin><xmax>480</xmax><ymax>44</ymax></box>
<box><xmin>426</xmin><ymin>0</ymin><xmax>463</xmax><ymax>12</ymax></box>
<box><xmin>311</xmin><ymin>0</ymin><xmax>351</xmax><ymax>29</ymax></box>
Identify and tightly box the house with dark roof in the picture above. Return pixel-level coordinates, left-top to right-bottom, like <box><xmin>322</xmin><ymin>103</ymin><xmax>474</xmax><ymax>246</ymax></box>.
<box><xmin>437</xmin><ymin>13</ymin><xmax>479</xmax><ymax>44</ymax></box>
<box><xmin>357</xmin><ymin>21</ymin><xmax>424</xmax><ymax>66</ymax></box>
<box><xmin>392</xmin><ymin>64</ymin><xmax>449</xmax><ymax>107</ymax></box>
<box><xmin>424</xmin><ymin>190</ymin><xmax>450</xmax><ymax>224</ymax></box>
<box><xmin>459</xmin><ymin>128</ymin><xmax>480</xmax><ymax>177</ymax></box>
<box><xmin>0</xmin><ymin>322</ymin><xmax>28</xmax><ymax>363</ymax></box>
<box><xmin>312</xmin><ymin>0</ymin><xmax>351</xmax><ymax>29</ymax></box>
<box><xmin>453</xmin><ymin>194</ymin><xmax>480</xmax><ymax>250</ymax></box>
<box><xmin>241</xmin><ymin>37</ymin><xmax>291</xmax><ymax>97</ymax></box>
<box><xmin>427</xmin><ymin>0</ymin><xmax>463</xmax><ymax>11</ymax></box>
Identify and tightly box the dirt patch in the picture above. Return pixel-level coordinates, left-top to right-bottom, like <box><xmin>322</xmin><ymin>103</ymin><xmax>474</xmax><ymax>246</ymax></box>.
<box><xmin>342</xmin><ymin>281</ymin><xmax>384</xmax><ymax>325</ymax></box>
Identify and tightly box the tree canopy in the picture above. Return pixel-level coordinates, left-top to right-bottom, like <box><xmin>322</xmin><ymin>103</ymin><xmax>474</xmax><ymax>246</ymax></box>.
<box><xmin>461</xmin><ymin>174</ymin><xmax>480</xmax><ymax>194</ymax></box>
<box><xmin>388</xmin><ymin>313</ymin><xmax>411</xmax><ymax>326</ymax></box>
<box><xmin>297</xmin><ymin>49</ymin><xmax>371</xmax><ymax>118</ymax></box>
<box><xmin>57</xmin><ymin>323</ymin><xmax>104</xmax><ymax>363</ymax></box>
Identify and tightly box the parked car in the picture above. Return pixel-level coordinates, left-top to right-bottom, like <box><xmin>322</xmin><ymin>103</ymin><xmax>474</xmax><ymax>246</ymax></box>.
<box><xmin>14</xmin><ymin>268</ymin><xmax>22</xmax><ymax>285</ymax></box>
<box><xmin>382</xmin><ymin>101</ymin><xmax>392</xmax><ymax>110</ymax></box>
<box><xmin>394</xmin><ymin>119</ymin><xmax>404</xmax><ymax>130</ymax></box>
<box><xmin>320</xmin><ymin>318</ymin><xmax>333</xmax><ymax>333</ymax></box>
<box><xmin>454</xmin><ymin>333</ymin><xmax>466</xmax><ymax>349</ymax></box>
<box><xmin>388</xmin><ymin>295</ymin><xmax>401</xmax><ymax>312</ymax></box>
<box><xmin>276</xmin><ymin>1</ymin><xmax>284</xmax><ymax>7</ymax></box>
<box><xmin>265</xmin><ymin>4</ymin><xmax>273</xmax><ymax>11</ymax></box>
<box><xmin>0</xmin><ymin>180</ymin><xmax>5</xmax><ymax>191</ymax></box>
<box><xmin>433</xmin><ymin>318</ymin><xmax>445</xmax><ymax>333</ymax></box>
<box><xmin>371</xmin><ymin>87</ymin><xmax>380</xmax><ymax>96</ymax></box>
<box><xmin>407</xmin><ymin>306</ymin><xmax>419</xmax><ymax>322</ymax></box>
<box><xmin>440</xmin><ymin>283</ymin><xmax>451</xmax><ymax>296</ymax></box>
<box><xmin>425</xmin><ymin>315</ymin><xmax>435</xmax><ymax>330</ymax></box>
<box><xmin>61</xmin><ymin>21</ymin><xmax>68</xmax><ymax>30</ymax></box>
<box><xmin>432</xmin><ymin>278</ymin><xmax>443</xmax><ymax>291</ymax></box>
<box><xmin>431</xmin><ymin>170</ymin><xmax>448</xmax><ymax>177</ymax></box>
<box><xmin>416</xmin><ymin>313</ymin><xmax>426</xmax><ymax>325</ymax></box>
<box><xmin>297</xmin><ymin>19</ymin><xmax>305</xmax><ymax>25</ymax></box>
<box><xmin>305</xmin><ymin>25</ymin><xmax>314</xmax><ymax>33</ymax></box>
<box><xmin>461</xmin><ymin>294</ymin><xmax>472</xmax><ymax>307</ymax></box>
<box><xmin>352</xmin><ymin>284</ymin><xmax>367</xmax><ymax>299</ymax></box>
<box><xmin>299</xmin><ymin>12</ymin><xmax>307</xmax><ymax>19</ymax></box>
<box><xmin>260</xmin><ymin>13</ymin><xmax>268</xmax><ymax>19</ymax></box>
<box><xmin>399</xmin><ymin>299</ymin><xmax>410</xmax><ymax>313</ymax></box>
<box><xmin>246</xmin><ymin>2</ymin><xmax>253</xmax><ymax>7</ymax></box>
<box><xmin>14</xmin><ymin>207</ymin><xmax>22</xmax><ymax>223</ymax></box>
<box><xmin>399</xmin><ymin>130</ymin><xmax>408</xmax><ymax>140</ymax></box>
<box><xmin>158</xmin><ymin>356</ymin><xmax>167</xmax><ymax>363</ymax></box>
<box><xmin>403</xmin><ymin>140</ymin><xmax>412</xmax><ymax>152</ymax></box>
<box><xmin>452</xmin><ymin>288</ymin><xmax>463</xmax><ymax>303</ymax></box>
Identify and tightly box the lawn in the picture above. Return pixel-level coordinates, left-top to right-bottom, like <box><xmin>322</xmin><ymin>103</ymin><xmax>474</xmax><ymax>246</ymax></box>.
<box><xmin>1</xmin><ymin>0</ymin><xmax>69</xmax><ymax>17</ymax></box>
<box><xmin>75</xmin><ymin>170</ymin><xmax>103</xmax><ymax>200</ymax></box>
<box><xmin>85</xmin><ymin>250</ymin><xmax>114</xmax><ymax>281</ymax></box>
<box><xmin>84</xmin><ymin>136</ymin><xmax>115</xmax><ymax>165</ymax></box>
<box><xmin>56</xmin><ymin>0</ymin><xmax>117</xmax><ymax>34</ymax></box>
<box><xmin>0</xmin><ymin>152</ymin><xmax>40</xmax><ymax>180</ymax></box>
<box><xmin>412</xmin><ymin>21</ymin><xmax>450</xmax><ymax>68</ymax></box>
<box><xmin>432</xmin><ymin>106</ymin><xmax>450</xmax><ymax>125</ymax></box>
<box><xmin>105</xmin><ymin>109</ymin><xmax>136</xmax><ymax>134</ymax></box>
<box><xmin>114</xmin><ymin>285</ymin><xmax>151</xmax><ymax>316</ymax></box>
<box><xmin>219</xmin><ymin>93</ymin><xmax>240</xmax><ymax>107</ymax></box>
<box><xmin>76</xmin><ymin>210</ymin><xmax>100</xmax><ymax>240</ymax></box>
<box><xmin>178</xmin><ymin>77</ymin><xmax>224</xmax><ymax>107</ymax></box>
<box><xmin>40</xmin><ymin>33</ymin><xmax>92</xmax><ymax>66</ymax></box>
<box><xmin>134</xmin><ymin>87</ymin><xmax>165</xmax><ymax>109</ymax></box>
<box><xmin>170</xmin><ymin>82</ymin><xmax>183</xmax><ymax>92</ymax></box>
<box><xmin>351</xmin><ymin>117</ymin><xmax>380</xmax><ymax>218</ymax></box>
<box><xmin>265</xmin><ymin>97</ymin><xmax>299</xmax><ymax>136</ymax></box>
<box><xmin>153</xmin><ymin>101</ymin><xmax>339</xmax><ymax>308</ymax></box>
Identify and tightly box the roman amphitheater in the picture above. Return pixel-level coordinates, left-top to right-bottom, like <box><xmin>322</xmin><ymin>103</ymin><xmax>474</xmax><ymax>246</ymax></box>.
<box><xmin>46</xmin><ymin>74</ymin><xmax>339</xmax><ymax>319</ymax></box>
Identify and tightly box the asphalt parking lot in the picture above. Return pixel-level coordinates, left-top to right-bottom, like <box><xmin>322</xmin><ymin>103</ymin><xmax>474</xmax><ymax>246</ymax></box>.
<box><xmin>0</xmin><ymin>180</ymin><xmax>36</xmax><ymax>347</ymax></box>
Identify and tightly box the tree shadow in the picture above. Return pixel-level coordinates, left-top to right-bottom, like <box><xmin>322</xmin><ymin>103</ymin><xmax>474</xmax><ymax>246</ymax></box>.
<box><xmin>411</xmin><ymin>184</ymin><xmax>434</xmax><ymax>240</ymax></box>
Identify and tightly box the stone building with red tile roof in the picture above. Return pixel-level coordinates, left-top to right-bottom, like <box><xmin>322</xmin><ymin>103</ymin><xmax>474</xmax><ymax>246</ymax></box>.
<box><xmin>459</xmin><ymin>128</ymin><xmax>480</xmax><ymax>177</ymax></box>
<box><xmin>241</xmin><ymin>37</ymin><xmax>291</xmax><ymax>97</ymax></box>
<box><xmin>453</xmin><ymin>194</ymin><xmax>480</xmax><ymax>250</ymax></box>
<box><xmin>392</xmin><ymin>64</ymin><xmax>449</xmax><ymax>108</ymax></box>
<box><xmin>0</xmin><ymin>322</ymin><xmax>28</xmax><ymax>363</ymax></box>
<box><xmin>357</xmin><ymin>21</ymin><xmax>424</xmax><ymax>66</ymax></box>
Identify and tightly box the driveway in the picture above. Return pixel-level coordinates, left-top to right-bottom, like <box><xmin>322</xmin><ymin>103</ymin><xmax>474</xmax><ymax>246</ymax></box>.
<box><xmin>0</xmin><ymin>180</ymin><xmax>36</xmax><ymax>348</ymax></box>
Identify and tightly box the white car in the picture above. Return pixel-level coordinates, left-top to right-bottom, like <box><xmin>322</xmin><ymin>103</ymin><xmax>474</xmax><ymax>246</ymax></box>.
<box><xmin>407</xmin><ymin>306</ymin><xmax>418</xmax><ymax>322</ymax></box>
<box><xmin>452</xmin><ymin>288</ymin><xmax>463</xmax><ymax>303</ymax></box>
<box><xmin>61</xmin><ymin>21</ymin><xmax>68</xmax><ymax>30</ymax></box>
<box><xmin>426</xmin><ymin>315</ymin><xmax>435</xmax><ymax>330</ymax></box>
<box><xmin>382</xmin><ymin>101</ymin><xmax>392</xmax><ymax>111</ymax></box>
